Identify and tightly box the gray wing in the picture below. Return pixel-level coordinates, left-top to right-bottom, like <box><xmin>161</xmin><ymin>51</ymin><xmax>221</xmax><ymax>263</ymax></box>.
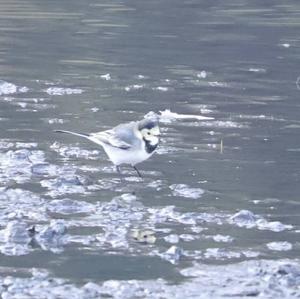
<box><xmin>89</xmin><ymin>121</ymin><xmax>139</xmax><ymax>149</ymax></box>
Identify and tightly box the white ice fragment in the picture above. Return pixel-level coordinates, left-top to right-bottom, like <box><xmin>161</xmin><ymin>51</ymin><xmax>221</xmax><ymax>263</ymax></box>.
<box><xmin>124</xmin><ymin>84</ymin><xmax>144</xmax><ymax>91</ymax></box>
<box><xmin>35</xmin><ymin>220</ymin><xmax>67</xmax><ymax>253</ymax></box>
<box><xmin>0</xmin><ymin>80</ymin><xmax>29</xmax><ymax>95</ymax></box>
<box><xmin>180</xmin><ymin>234</ymin><xmax>196</xmax><ymax>241</ymax></box>
<box><xmin>153</xmin><ymin>86</ymin><xmax>169</xmax><ymax>92</ymax></box>
<box><xmin>50</xmin><ymin>142</ymin><xmax>100</xmax><ymax>160</ymax></box>
<box><xmin>47</xmin><ymin>198</ymin><xmax>95</xmax><ymax>215</ymax></box>
<box><xmin>41</xmin><ymin>175</ymin><xmax>87</xmax><ymax>197</ymax></box>
<box><xmin>248</xmin><ymin>68</ymin><xmax>266</xmax><ymax>73</ymax></box>
<box><xmin>242</xmin><ymin>250</ymin><xmax>260</xmax><ymax>258</ymax></box>
<box><xmin>160</xmin><ymin>245</ymin><xmax>184</xmax><ymax>264</ymax></box>
<box><xmin>199</xmin><ymin>120</ymin><xmax>245</xmax><ymax>128</ymax></box>
<box><xmin>164</xmin><ymin>234</ymin><xmax>179</xmax><ymax>244</ymax></box>
<box><xmin>159</xmin><ymin>109</ymin><xmax>214</xmax><ymax>121</ymax></box>
<box><xmin>15</xmin><ymin>142</ymin><xmax>38</xmax><ymax>149</ymax></box>
<box><xmin>197</xmin><ymin>71</ymin><xmax>207</xmax><ymax>78</ymax></box>
<box><xmin>256</xmin><ymin>219</ymin><xmax>293</xmax><ymax>232</ymax></box>
<box><xmin>17</xmin><ymin>102</ymin><xmax>27</xmax><ymax>108</ymax></box>
<box><xmin>204</xmin><ymin>248</ymin><xmax>241</xmax><ymax>260</ymax></box>
<box><xmin>47</xmin><ymin>118</ymin><xmax>65</xmax><ymax>124</ymax></box>
<box><xmin>1</xmin><ymin>221</ymin><xmax>31</xmax><ymax>244</ymax></box>
<box><xmin>18</xmin><ymin>86</ymin><xmax>29</xmax><ymax>93</ymax></box>
<box><xmin>280</xmin><ymin>43</ymin><xmax>290</xmax><ymax>48</ymax></box>
<box><xmin>45</xmin><ymin>87</ymin><xmax>83</xmax><ymax>95</ymax></box>
<box><xmin>0</xmin><ymin>221</ymin><xmax>32</xmax><ymax>256</ymax></box>
<box><xmin>90</xmin><ymin>107</ymin><xmax>99</xmax><ymax>112</ymax></box>
<box><xmin>212</xmin><ymin>234</ymin><xmax>234</xmax><ymax>243</ymax></box>
<box><xmin>120</xmin><ymin>193</ymin><xmax>137</xmax><ymax>202</ymax></box>
<box><xmin>208</xmin><ymin>81</ymin><xmax>228</xmax><ymax>87</ymax></box>
<box><xmin>170</xmin><ymin>184</ymin><xmax>204</xmax><ymax>199</ymax></box>
<box><xmin>230</xmin><ymin>210</ymin><xmax>292</xmax><ymax>232</ymax></box>
<box><xmin>229</xmin><ymin>210</ymin><xmax>258</xmax><ymax>228</ymax></box>
<box><xmin>267</xmin><ymin>241</ymin><xmax>292</xmax><ymax>251</ymax></box>
<box><xmin>0</xmin><ymin>81</ymin><xmax>17</xmax><ymax>95</ymax></box>
<box><xmin>100</xmin><ymin>73</ymin><xmax>111</xmax><ymax>80</ymax></box>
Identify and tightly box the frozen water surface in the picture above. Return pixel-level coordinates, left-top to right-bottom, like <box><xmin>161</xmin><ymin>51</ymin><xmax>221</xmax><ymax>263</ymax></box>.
<box><xmin>1</xmin><ymin>0</ymin><xmax>300</xmax><ymax>298</ymax></box>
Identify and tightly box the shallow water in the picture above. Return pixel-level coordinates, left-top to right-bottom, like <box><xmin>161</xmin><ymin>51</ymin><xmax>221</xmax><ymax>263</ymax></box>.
<box><xmin>0</xmin><ymin>0</ymin><xmax>300</xmax><ymax>298</ymax></box>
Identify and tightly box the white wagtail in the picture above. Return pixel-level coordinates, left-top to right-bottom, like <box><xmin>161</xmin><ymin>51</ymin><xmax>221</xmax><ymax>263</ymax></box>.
<box><xmin>54</xmin><ymin>118</ymin><xmax>160</xmax><ymax>177</ymax></box>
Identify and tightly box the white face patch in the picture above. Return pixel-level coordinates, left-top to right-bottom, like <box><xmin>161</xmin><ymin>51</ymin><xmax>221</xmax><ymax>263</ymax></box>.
<box><xmin>141</xmin><ymin>126</ymin><xmax>160</xmax><ymax>143</ymax></box>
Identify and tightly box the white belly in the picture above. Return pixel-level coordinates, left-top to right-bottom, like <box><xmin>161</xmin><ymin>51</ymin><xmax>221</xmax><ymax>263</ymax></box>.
<box><xmin>101</xmin><ymin>144</ymin><xmax>153</xmax><ymax>166</ymax></box>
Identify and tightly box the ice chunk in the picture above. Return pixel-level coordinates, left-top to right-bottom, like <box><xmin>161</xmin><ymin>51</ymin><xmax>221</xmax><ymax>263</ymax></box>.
<box><xmin>267</xmin><ymin>241</ymin><xmax>292</xmax><ymax>251</ymax></box>
<box><xmin>229</xmin><ymin>210</ymin><xmax>258</xmax><ymax>228</ymax></box>
<box><xmin>100</xmin><ymin>73</ymin><xmax>111</xmax><ymax>80</ymax></box>
<box><xmin>45</xmin><ymin>87</ymin><xmax>83</xmax><ymax>95</ymax></box>
<box><xmin>159</xmin><ymin>109</ymin><xmax>214</xmax><ymax>121</ymax></box>
<box><xmin>169</xmin><ymin>184</ymin><xmax>204</xmax><ymax>199</ymax></box>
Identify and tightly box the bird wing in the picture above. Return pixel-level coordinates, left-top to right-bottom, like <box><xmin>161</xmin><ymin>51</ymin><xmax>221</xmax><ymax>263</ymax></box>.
<box><xmin>89</xmin><ymin>130</ymin><xmax>132</xmax><ymax>149</ymax></box>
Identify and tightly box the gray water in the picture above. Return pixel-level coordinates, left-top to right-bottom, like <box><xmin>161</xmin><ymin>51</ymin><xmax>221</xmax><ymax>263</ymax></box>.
<box><xmin>0</xmin><ymin>0</ymin><xmax>300</xmax><ymax>298</ymax></box>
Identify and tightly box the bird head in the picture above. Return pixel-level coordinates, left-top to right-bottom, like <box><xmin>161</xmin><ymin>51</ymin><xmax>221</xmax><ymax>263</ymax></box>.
<box><xmin>138</xmin><ymin>118</ymin><xmax>160</xmax><ymax>146</ymax></box>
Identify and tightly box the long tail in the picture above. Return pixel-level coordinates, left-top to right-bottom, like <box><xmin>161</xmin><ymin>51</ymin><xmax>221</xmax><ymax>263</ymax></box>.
<box><xmin>54</xmin><ymin>130</ymin><xmax>90</xmax><ymax>139</ymax></box>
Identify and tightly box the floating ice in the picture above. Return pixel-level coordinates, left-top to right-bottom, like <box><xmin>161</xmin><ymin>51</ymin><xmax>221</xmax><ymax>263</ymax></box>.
<box><xmin>256</xmin><ymin>219</ymin><xmax>293</xmax><ymax>232</ymax></box>
<box><xmin>148</xmin><ymin>206</ymin><xmax>204</xmax><ymax>226</ymax></box>
<box><xmin>248</xmin><ymin>68</ymin><xmax>267</xmax><ymax>73</ymax></box>
<box><xmin>0</xmin><ymin>259</ymin><xmax>299</xmax><ymax>298</ymax></box>
<box><xmin>50</xmin><ymin>142</ymin><xmax>100</xmax><ymax>160</ymax></box>
<box><xmin>47</xmin><ymin>118</ymin><xmax>65</xmax><ymax>124</ymax></box>
<box><xmin>204</xmin><ymin>248</ymin><xmax>241</xmax><ymax>260</ymax></box>
<box><xmin>164</xmin><ymin>234</ymin><xmax>179</xmax><ymax>244</ymax></box>
<box><xmin>198</xmin><ymin>120</ymin><xmax>245</xmax><ymax>128</ymax></box>
<box><xmin>242</xmin><ymin>250</ymin><xmax>260</xmax><ymax>258</ymax></box>
<box><xmin>229</xmin><ymin>210</ymin><xmax>258</xmax><ymax>228</ymax></box>
<box><xmin>280</xmin><ymin>43</ymin><xmax>291</xmax><ymax>48</ymax></box>
<box><xmin>97</xmin><ymin>226</ymin><xmax>129</xmax><ymax>249</ymax></box>
<box><xmin>153</xmin><ymin>86</ymin><xmax>169</xmax><ymax>92</ymax></box>
<box><xmin>40</xmin><ymin>174</ymin><xmax>87</xmax><ymax>197</ymax></box>
<box><xmin>169</xmin><ymin>184</ymin><xmax>204</xmax><ymax>199</ymax></box>
<box><xmin>15</xmin><ymin>142</ymin><xmax>38</xmax><ymax>149</ymax></box>
<box><xmin>35</xmin><ymin>220</ymin><xmax>67</xmax><ymax>253</ymax></box>
<box><xmin>146</xmin><ymin>180</ymin><xmax>164</xmax><ymax>190</ymax></box>
<box><xmin>197</xmin><ymin>71</ymin><xmax>207</xmax><ymax>78</ymax></box>
<box><xmin>0</xmin><ymin>221</ymin><xmax>32</xmax><ymax>256</ymax></box>
<box><xmin>0</xmin><ymin>141</ymin><xmax>14</xmax><ymax>149</ymax></box>
<box><xmin>267</xmin><ymin>242</ymin><xmax>293</xmax><ymax>251</ymax></box>
<box><xmin>158</xmin><ymin>109</ymin><xmax>214</xmax><ymax>121</ymax></box>
<box><xmin>208</xmin><ymin>81</ymin><xmax>228</xmax><ymax>87</ymax></box>
<box><xmin>90</xmin><ymin>107</ymin><xmax>99</xmax><ymax>112</ymax></box>
<box><xmin>212</xmin><ymin>234</ymin><xmax>234</xmax><ymax>243</ymax></box>
<box><xmin>100</xmin><ymin>73</ymin><xmax>111</xmax><ymax>80</ymax></box>
<box><xmin>0</xmin><ymin>188</ymin><xmax>47</xmax><ymax>222</ymax></box>
<box><xmin>180</xmin><ymin>234</ymin><xmax>196</xmax><ymax>242</ymax></box>
<box><xmin>31</xmin><ymin>163</ymin><xmax>60</xmax><ymax>176</ymax></box>
<box><xmin>159</xmin><ymin>245</ymin><xmax>184</xmax><ymax>264</ymax></box>
<box><xmin>148</xmin><ymin>205</ymin><xmax>176</xmax><ymax>224</ymax></box>
<box><xmin>124</xmin><ymin>84</ymin><xmax>144</xmax><ymax>91</ymax></box>
<box><xmin>229</xmin><ymin>210</ymin><xmax>293</xmax><ymax>232</ymax></box>
<box><xmin>0</xmin><ymin>82</ymin><xmax>16</xmax><ymax>95</ymax></box>
<box><xmin>0</xmin><ymin>149</ymin><xmax>47</xmax><ymax>184</ymax></box>
<box><xmin>47</xmin><ymin>198</ymin><xmax>95</xmax><ymax>215</ymax></box>
<box><xmin>180</xmin><ymin>260</ymin><xmax>300</xmax><ymax>298</ymax></box>
<box><xmin>45</xmin><ymin>87</ymin><xmax>83</xmax><ymax>95</ymax></box>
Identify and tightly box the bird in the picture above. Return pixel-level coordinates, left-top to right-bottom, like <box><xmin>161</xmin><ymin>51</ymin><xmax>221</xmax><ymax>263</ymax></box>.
<box><xmin>54</xmin><ymin>118</ymin><xmax>160</xmax><ymax>178</ymax></box>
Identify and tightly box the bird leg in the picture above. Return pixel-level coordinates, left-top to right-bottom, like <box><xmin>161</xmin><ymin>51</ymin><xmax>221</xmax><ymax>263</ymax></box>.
<box><xmin>116</xmin><ymin>165</ymin><xmax>125</xmax><ymax>182</ymax></box>
<box><xmin>132</xmin><ymin>166</ymin><xmax>142</xmax><ymax>178</ymax></box>
<box><xmin>116</xmin><ymin>165</ymin><xmax>122</xmax><ymax>175</ymax></box>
